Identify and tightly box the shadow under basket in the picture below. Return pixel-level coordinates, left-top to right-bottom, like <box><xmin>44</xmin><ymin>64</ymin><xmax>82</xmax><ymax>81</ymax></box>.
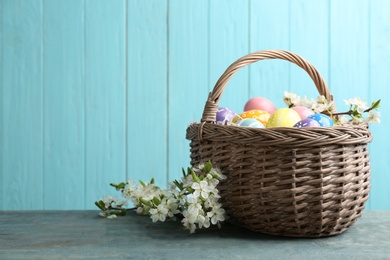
<box><xmin>186</xmin><ymin>50</ymin><xmax>373</xmax><ymax>237</ymax></box>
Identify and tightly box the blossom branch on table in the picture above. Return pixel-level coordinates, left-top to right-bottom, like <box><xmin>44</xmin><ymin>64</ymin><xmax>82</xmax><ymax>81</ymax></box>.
<box><xmin>95</xmin><ymin>161</ymin><xmax>227</xmax><ymax>233</ymax></box>
<box><xmin>283</xmin><ymin>91</ymin><xmax>381</xmax><ymax>125</ymax></box>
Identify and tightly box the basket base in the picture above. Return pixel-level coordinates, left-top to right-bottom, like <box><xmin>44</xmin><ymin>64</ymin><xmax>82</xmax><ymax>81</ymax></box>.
<box><xmin>224</xmin><ymin>205</ymin><xmax>366</xmax><ymax>237</ymax></box>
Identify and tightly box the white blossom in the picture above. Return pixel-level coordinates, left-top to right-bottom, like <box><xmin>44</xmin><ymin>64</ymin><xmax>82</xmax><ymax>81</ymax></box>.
<box><xmin>283</xmin><ymin>91</ymin><xmax>300</xmax><ymax>107</ymax></box>
<box><xmin>207</xmin><ymin>203</ymin><xmax>226</xmax><ymax>225</ymax></box>
<box><xmin>101</xmin><ymin>195</ymin><xmax>116</xmax><ymax>208</ymax></box>
<box><xmin>311</xmin><ymin>96</ymin><xmax>334</xmax><ymax>114</ymax></box>
<box><xmin>210</xmin><ymin>168</ymin><xmax>227</xmax><ymax>181</ymax></box>
<box><xmin>182</xmin><ymin>210</ymin><xmax>197</xmax><ymax>233</ymax></box>
<box><xmin>205</xmin><ymin>173</ymin><xmax>219</xmax><ymax>187</ymax></box>
<box><xmin>192</xmin><ymin>163</ymin><xmax>205</xmax><ymax>173</ymax></box>
<box><xmin>137</xmin><ymin>205</ymin><xmax>151</xmax><ymax>215</ymax></box>
<box><xmin>149</xmin><ymin>204</ymin><xmax>169</xmax><ymax>222</ymax></box>
<box><xmin>181</xmin><ymin>174</ymin><xmax>194</xmax><ymax>188</ymax></box>
<box><xmin>187</xmin><ymin>196</ymin><xmax>202</xmax><ymax>212</ymax></box>
<box><xmin>351</xmin><ymin>115</ymin><xmax>363</xmax><ymax>124</ymax></box>
<box><xmin>192</xmin><ymin>180</ymin><xmax>213</xmax><ymax>199</ymax></box>
<box><xmin>312</xmin><ymin>103</ymin><xmax>328</xmax><ymax>113</ymax></box>
<box><xmin>106</xmin><ymin>214</ymin><xmax>117</xmax><ymax>219</ymax></box>
<box><xmin>297</xmin><ymin>96</ymin><xmax>316</xmax><ymax>108</ymax></box>
<box><xmin>363</xmin><ymin>111</ymin><xmax>381</xmax><ymax>124</ymax></box>
<box><xmin>338</xmin><ymin>115</ymin><xmax>350</xmax><ymax>125</ymax></box>
<box><xmin>204</xmin><ymin>193</ymin><xmax>221</xmax><ymax>209</ymax></box>
<box><xmin>197</xmin><ymin>214</ymin><xmax>211</xmax><ymax>229</ymax></box>
<box><xmin>316</xmin><ymin>95</ymin><xmax>328</xmax><ymax>104</ymax></box>
<box><xmin>99</xmin><ymin>211</ymin><xmax>108</xmax><ymax>218</ymax></box>
<box><xmin>136</xmin><ymin>207</ymin><xmax>144</xmax><ymax>214</ymax></box>
<box><xmin>344</xmin><ymin>97</ymin><xmax>369</xmax><ymax>113</ymax></box>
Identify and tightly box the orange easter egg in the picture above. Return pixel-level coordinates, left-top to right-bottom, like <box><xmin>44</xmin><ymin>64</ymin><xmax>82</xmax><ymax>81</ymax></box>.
<box><xmin>233</xmin><ymin>110</ymin><xmax>271</xmax><ymax>126</ymax></box>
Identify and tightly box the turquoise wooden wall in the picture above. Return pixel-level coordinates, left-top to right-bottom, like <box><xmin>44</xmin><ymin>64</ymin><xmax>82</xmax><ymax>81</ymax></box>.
<box><xmin>1</xmin><ymin>0</ymin><xmax>389</xmax><ymax>210</ymax></box>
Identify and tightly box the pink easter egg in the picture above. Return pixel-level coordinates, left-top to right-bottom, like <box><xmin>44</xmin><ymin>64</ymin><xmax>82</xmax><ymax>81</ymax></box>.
<box><xmin>244</xmin><ymin>97</ymin><xmax>277</xmax><ymax>114</ymax></box>
<box><xmin>291</xmin><ymin>106</ymin><xmax>315</xmax><ymax>119</ymax></box>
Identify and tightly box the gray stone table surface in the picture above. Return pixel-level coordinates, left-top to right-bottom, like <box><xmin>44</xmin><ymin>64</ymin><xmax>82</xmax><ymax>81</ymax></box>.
<box><xmin>0</xmin><ymin>210</ymin><xmax>389</xmax><ymax>259</ymax></box>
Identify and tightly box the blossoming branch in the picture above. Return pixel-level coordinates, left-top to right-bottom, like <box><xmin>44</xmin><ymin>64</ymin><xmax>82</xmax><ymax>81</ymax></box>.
<box><xmin>283</xmin><ymin>91</ymin><xmax>380</xmax><ymax>125</ymax></box>
<box><xmin>95</xmin><ymin>161</ymin><xmax>227</xmax><ymax>233</ymax></box>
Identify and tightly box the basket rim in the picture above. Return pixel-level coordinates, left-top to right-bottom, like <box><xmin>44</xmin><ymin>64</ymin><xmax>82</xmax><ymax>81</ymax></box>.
<box><xmin>186</xmin><ymin>121</ymin><xmax>373</xmax><ymax>146</ymax></box>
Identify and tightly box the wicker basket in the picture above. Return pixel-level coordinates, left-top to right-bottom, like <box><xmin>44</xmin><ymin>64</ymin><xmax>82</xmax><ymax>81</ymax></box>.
<box><xmin>186</xmin><ymin>50</ymin><xmax>373</xmax><ymax>237</ymax></box>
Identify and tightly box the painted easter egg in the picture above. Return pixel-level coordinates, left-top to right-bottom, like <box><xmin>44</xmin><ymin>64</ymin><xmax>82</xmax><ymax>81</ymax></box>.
<box><xmin>216</xmin><ymin>107</ymin><xmax>237</xmax><ymax>125</ymax></box>
<box><xmin>244</xmin><ymin>97</ymin><xmax>277</xmax><ymax>114</ymax></box>
<box><xmin>236</xmin><ymin>118</ymin><xmax>265</xmax><ymax>128</ymax></box>
<box><xmin>307</xmin><ymin>114</ymin><xmax>334</xmax><ymax>127</ymax></box>
<box><xmin>293</xmin><ymin>118</ymin><xmax>321</xmax><ymax>128</ymax></box>
<box><xmin>267</xmin><ymin>108</ymin><xmax>301</xmax><ymax>128</ymax></box>
<box><xmin>232</xmin><ymin>109</ymin><xmax>271</xmax><ymax>126</ymax></box>
<box><xmin>291</xmin><ymin>106</ymin><xmax>315</xmax><ymax>119</ymax></box>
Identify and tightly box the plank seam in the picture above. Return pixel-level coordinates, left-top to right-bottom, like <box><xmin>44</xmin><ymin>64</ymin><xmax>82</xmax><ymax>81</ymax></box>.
<box><xmin>166</xmin><ymin>0</ymin><xmax>170</xmax><ymax>187</ymax></box>
<box><xmin>0</xmin><ymin>0</ymin><xmax>3</xmax><ymax>210</ymax></box>
<box><xmin>83</xmin><ymin>0</ymin><xmax>87</xmax><ymax>210</ymax></box>
<box><xmin>41</xmin><ymin>0</ymin><xmax>46</xmax><ymax>210</ymax></box>
<box><xmin>125</xmin><ymin>0</ymin><xmax>129</xmax><ymax>181</ymax></box>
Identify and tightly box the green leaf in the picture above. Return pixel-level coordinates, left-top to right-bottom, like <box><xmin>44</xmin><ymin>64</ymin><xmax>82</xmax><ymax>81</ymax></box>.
<box><xmin>95</xmin><ymin>201</ymin><xmax>105</xmax><ymax>211</ymax></box>
<box><xmin>109</xmin><ymin>210</ymin><xmax>125</xmax><ymax>217</ymax></box>
<box><xmin>152</xmin><ymin>196</ymin><xmax>161</xmax><ymax>206</ymax></box>
<box><xmin>101</xmin><ymin>200</ymin><xmax>108</xmax><ymax>209</ymax></box>
<box><xmin>139</xmin><ymin>198</ymin><xmax>153</xmax><ymax>208</ymax></box>
<box><xmin>150</xmin><ymin>178</ymin><xmax>155</xmax><ymax>184</ymax></box>
<box><xmin>190</xmin><ymin>168</ymin><xmax>200</xmax><ymax>183</ymax></box>
<box><xmin>110</xmin><ymin>182</ymin><xmax>126</xmax><ymax>191</ymax></box>
<box><xmin>120</xmin><ymin>208</ymin><xmax>127</xmax><ymax>216</ymax></box>
<box><xmin>182</xmin><ymin>167</ymin><xmax>187</xmax><ymax>177</ymax></box>
<box><xmin>371</xmin><ymin>99</ymin><xmax>381</xmax><ymax>110</ymax></box>
<box><xmin>352</xmin><ymin>110</ymin><xmax>363</xmax><ymax>118</ymax></box>
<box><xmin>173</xmin><ymin>180</ymin><xmax>183</xmax><ymax>190</ymax></box>
<box><xmin>139</xmin><ymin>180</ymin><xmax>146</xmax><ymax>187</ymax></box>
<box><xmin>204</xmin><ymin>161</ymin><xmax>212</xmax><ymax>173</ymax></box>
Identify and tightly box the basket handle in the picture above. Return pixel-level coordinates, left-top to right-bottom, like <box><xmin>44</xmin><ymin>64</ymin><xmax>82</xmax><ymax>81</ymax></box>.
<box><xmin>201</xmin><ymin>50</ymin><xmax>334</xmax><ymax>123</ymax></box>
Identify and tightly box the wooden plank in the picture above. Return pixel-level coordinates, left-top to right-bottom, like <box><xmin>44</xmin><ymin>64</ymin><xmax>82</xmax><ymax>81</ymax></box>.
<box><xmin>209</xmin><ymin>0</ymin><xmax>250</xmax><ymax>114</ymax></box>
<box><xmin>1</xmin><ymin>211</ymin><xmax>390</xmax><ymax>258</ymax></box>
<box><xmin>330</xmin><ymin>0</ymin><xmax>370</xmax><ymax>110</ymax></box>
<box><xmin>249</xmin><ymin>0</ymin><xmax>290</xmax><ymax>109</ymax></box>
<box><xmin>330</xmin><ymin>0</ymin><xmax>376</xmax><ymax>209</ymax></box>
<box><xmin>0</xmin><ymin>0</ymin><xmax>3</xmax><ymax>209</ymax></box>
<box><xmin>168</xmin><ymin>0</ymin><xmax>209</xmax><ymax>182</ymax></box>
<box><xmin>127</xmin><ymin>0</ymin><xmax>168</xmax><ymax>187</ymax></box>
<box><xmin>368</xmin><ymin>0</ymin><xmax>390</xmax><ymax>210</ymax></box>
<box><xmin>1</xmin><ymin>0</ymin><xmax>43</xmax><ymax>209</ymax></box>
<box><xmin>43</xmin><ymin>0</ymin><xmax>85</xmax><ymax>209</ymax></box>
<box><xmin>84</xmin><ymin>1</ymin><xmax>127</xmax><ymax>209</ymax></box>
<box><xmin>290</xmin><ymin>0</ymin><xmax>329</xmax><ymax>100</ymax></box>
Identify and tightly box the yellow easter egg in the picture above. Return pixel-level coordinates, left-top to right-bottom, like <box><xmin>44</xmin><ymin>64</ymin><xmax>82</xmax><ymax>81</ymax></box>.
<box><xmin>267</xmin><ymin>108</ymin><xmax>301</xmax><ymax>128</ymax></box>
<box><xmin>233</xmin><ymin>110</ymin><xmax>271</xmax><ymax>126</ymax></box>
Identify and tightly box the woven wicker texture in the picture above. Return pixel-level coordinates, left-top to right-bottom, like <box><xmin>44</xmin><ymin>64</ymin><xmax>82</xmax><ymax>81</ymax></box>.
<box><xmin>186</xmin><ymin>50</ymin><xmax>373</xmax><ymax>237</ymax></box>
